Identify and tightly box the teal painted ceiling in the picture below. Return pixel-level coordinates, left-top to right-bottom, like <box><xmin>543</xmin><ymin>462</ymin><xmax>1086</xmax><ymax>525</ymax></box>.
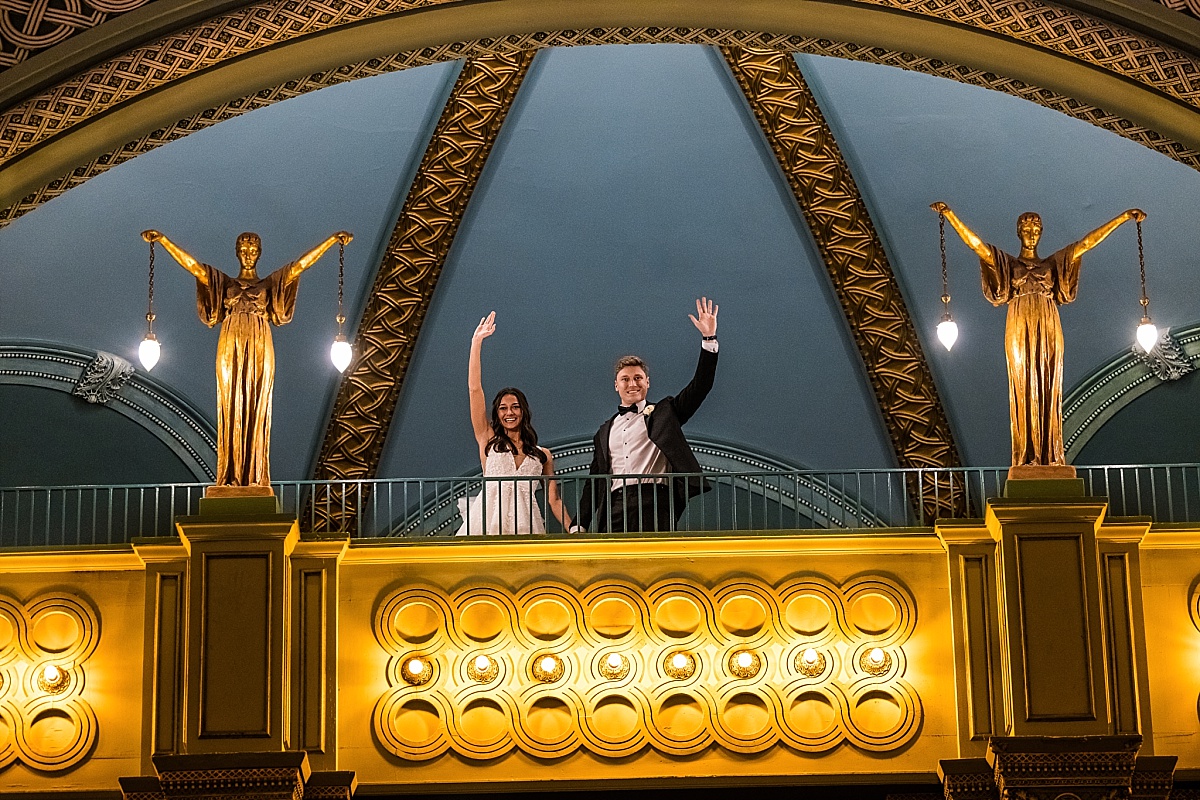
<box><xmin>2</xmin><ymin>43</ymin><xmax>1199</xmax><ymax>486</ymax></box>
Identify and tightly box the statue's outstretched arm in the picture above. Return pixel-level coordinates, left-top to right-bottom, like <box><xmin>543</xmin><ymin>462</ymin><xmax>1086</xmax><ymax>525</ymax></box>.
<box><xmin>282</xmin><ymin>231</ymin><xmax>353</xmax><ymax>284</ymax></box>
<box><xmin>930</xmin><ymin>202</ymin><xmax>993</xmax><ymax>265</ymax></box>
<box><xmin>1071</xmin><ymin>209</ymin><xmax>1145</xmax><ymax>260</ymax></box>
<box><xmin>142</xmin><ymin>230</ymin><xmax>208</xmax><ymax>285</ymax></box>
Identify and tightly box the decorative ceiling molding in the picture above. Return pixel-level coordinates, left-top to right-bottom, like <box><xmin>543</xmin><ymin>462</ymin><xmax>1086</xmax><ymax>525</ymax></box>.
<box><xmin>307</xmin><ymin>51</ymin><xmax>534</xmax><ymax>530</ymax></box>
<box><xmin>4</xmin><ymin>38</ymin><xmax>1200</xmax><ymax>228</ymax></box>
<box><xmin>0</xmin><ymin>341</ymin><xmax>216</xmax><ymax>481</ymax></box>
<box><xmin>6</xmin><ymin>0</ymin><xmax>1200</xmax><ymax>214</ymax></box>
<box><xmin>721</xmin><ymin>47</ymin><xmax>964</xmax><ymax>518</ymax></box>
<box><xmin>0</xmin><ymin>0</ymin><xmax>157</xmax><ymax>70</ymax></box>
<box><xmin>1063</xmin><ymin>321</ymin><xmax>1200</xmax><ymax>459</ymax></box>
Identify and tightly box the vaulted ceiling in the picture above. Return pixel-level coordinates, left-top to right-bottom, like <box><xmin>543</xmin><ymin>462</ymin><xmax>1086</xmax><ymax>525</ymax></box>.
<box><xmin>2</xmin><ymin>0</ymin><xmax>1200</xmax><ymax>487</ymax></box>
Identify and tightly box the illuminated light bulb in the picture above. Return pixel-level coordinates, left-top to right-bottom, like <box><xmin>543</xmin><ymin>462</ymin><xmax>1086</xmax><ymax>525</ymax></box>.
<box><xmin>801</xmin><ymin>648</ymin><xmax>819</xmax><ymax>666</ymax></box>
<box><xmin>330</xmin><ymin>335</ymin><xmax>353</xmax><ymax>373</ymax></box>
<box><xmin>607</xmin><ymin>653</ymin><xmax>623</xmax><ymax>669</ymax></box>
<box><xmin>42</xmin><ymin>664</ymin><xmax>60</xmax><ymax>683</ymax></box>
<box><xmin>474</xmin><ymin>655</ymin><xmax>491</xmax><ymax>671</ymax></box>
<box><xmin>407</xmin><ymin>658</ymin><xmax>426</xmax><ymax>676</ymax></box>
<box><xmin>671</xmin><ymin>653</ymin><xmax>689</xmax><ymax>670</ymax></box>
<box><xmin>139</xmin><ymin>334</ymin><xmax>161</xmax><ymax>370</ymax></box>
<box><xmin>736</xmin><ymin>652</ymin><xmax>754</xmax><ymax>669</ymax></box>
<box><xmin>1136</xmin><ymin>320</ymin><xmax>1158</xmax><ymax>354</ymax></box>
<box><xmin>867</xmin><ymin>648</ymin><xmax>885</xmax><ymax>666</ymax></box>
<box><xmin>540</xmin><ymin>656</ymin><xmax>557</xmax><ymax>673</ymax></box>
<box><xmin>937</xmin><ymin>318</ymin><xmax>959</xmax><ymax>351</ymax></box>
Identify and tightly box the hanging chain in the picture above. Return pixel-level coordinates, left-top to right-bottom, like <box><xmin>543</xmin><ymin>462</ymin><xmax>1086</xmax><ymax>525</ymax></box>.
<box><xmin>146</xmin><ymin>240</ymin><xmax>156</xmax><ymax>333</ymax></box>
<box><xmin>1136</xmin><ymin>218</ymin><xmax>1150</xmax><ymax>317</ymax></box>
<box><xmin>336</xmin><ymin>242</ymin><xmax>346</xmax><ymax>333</ymax></box>
<box><xmin>938</xmin><ymin>213</ymin><xmax>951</xmax><ymax>311</ymax></box>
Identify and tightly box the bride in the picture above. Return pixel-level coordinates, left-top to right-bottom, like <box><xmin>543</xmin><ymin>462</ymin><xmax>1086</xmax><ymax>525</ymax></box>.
<box><xmin>456</xmin><ymin>312</ymin><xmax>575</xmax><ymax>536</ymax></box>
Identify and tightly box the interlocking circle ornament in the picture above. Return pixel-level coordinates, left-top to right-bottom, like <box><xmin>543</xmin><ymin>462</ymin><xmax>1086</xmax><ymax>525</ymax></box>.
<box><xmin>371</xmin><ymin>574</ymin><xmax>921</xmax><ymax>761</ymax></box>
<box><xmin>0</xmin><ymin>592</ymin><xmax>100</xmax><ymax>772</ymax></box>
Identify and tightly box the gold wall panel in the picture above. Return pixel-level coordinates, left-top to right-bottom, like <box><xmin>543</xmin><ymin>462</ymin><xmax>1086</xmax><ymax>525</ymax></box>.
<box><xmin>309</xmin><ymin>51</ymin><xmax>534</xmax><ymax>510</ymax></box>
<box><xmin>721</xmin><ymin>47</ymin><xmax>962</xmax><ymax>514</ymax></box>
<box><xmin>0</xmin><ymin>0</ymin><xmax>155</xmax><ymax>69</ymax></box>
<box><xmin>370</xmin><ymin>574</ymin><xmax>922</xmax><ymax>762</ymax></box>
<box><xmin>0</xmin><ymin>591</ymin><xmax>100</xmax><ymax>772</ymax></box>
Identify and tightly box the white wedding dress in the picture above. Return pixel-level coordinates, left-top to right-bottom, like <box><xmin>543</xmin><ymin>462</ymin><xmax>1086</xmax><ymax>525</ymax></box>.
<box><xmin>455</xmin><ymin>449</ymin><xmax>547</xmax><ymax>536</ymax></box>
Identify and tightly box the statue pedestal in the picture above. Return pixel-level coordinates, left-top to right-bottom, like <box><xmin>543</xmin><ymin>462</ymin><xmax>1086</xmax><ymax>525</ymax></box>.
<box><xmin>1007</xmin><ymin>464</ymin><xmax>1077</xmax><ymax>480</ymax></box>
<box><xmin>126</xmin><ymin>507</ymin><xmax>352</xmax><ymax>795</ymax></box>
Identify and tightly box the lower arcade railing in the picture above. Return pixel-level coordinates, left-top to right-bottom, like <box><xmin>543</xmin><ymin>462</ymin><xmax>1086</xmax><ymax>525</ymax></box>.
<box><xmin>2</xmin><ymin>465</ymin><xmax>1199</xmax><ymax>547</ymax></box>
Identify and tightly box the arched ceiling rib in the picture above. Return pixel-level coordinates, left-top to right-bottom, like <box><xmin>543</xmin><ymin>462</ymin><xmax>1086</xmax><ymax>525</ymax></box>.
<box><xmin>721</xmin><ymin>48</ymin><xmax>961</xmax><ymax>477</ymax></box>
<box><xmin>6</xmin><ymin>0</ymin><xmax>1200</xmax><ymax>219</ymax></box>
<box><xmin>309</xmin><ymin>51</ymin><xmax>533</xmax><ymax>521</ymax></box>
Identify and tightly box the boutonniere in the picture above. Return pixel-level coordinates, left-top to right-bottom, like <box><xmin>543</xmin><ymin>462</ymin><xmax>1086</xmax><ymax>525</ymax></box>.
<box><xmin>642</xmin><ymin>404</ymin><xmax>655</xmax><ymax>416</ymax></box>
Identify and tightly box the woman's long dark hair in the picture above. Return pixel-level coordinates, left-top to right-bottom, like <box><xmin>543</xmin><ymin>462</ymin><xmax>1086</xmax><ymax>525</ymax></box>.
<box><xmin>486</xmin><ymin>387</ymin><xmax>547</xmax><ymax>464</ymax></box>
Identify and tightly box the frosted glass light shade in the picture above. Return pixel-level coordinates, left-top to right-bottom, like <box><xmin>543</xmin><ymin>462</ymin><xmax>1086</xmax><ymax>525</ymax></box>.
<box><xmin>330</xmin><ymin>336</ymin><xmax>352</xmax><ymax>372</ymax></box>
<box><xmin>1136</xmin><ymin>321</ymin><xmax>1158</xmax><ymax>353</ymax></box>
<box><xmin>139</xmin><ymin>335</ymin><xmax>160</xmax><ymax>370</ymax></box>
<box><xmin>936</xmin><ymin>318</ymin><xmax>959</xmax><ymax>351</ymax></box>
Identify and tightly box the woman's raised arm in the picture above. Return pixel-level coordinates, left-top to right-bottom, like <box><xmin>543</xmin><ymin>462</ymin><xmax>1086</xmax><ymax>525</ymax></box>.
<box><xmin>468</xmin><ymin>313</ymin><xmax>496</xmax><ymax>461</ymax></box>
<box><xmin>142</xmin><ymin>230</ymin><xmax>209</xmax><ymax>285</ymax></box>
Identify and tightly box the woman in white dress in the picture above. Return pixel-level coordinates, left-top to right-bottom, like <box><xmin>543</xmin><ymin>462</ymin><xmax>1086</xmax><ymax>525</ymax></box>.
<box><xmin>456</xmin><ymin>312</ymin><xmax>575</xmax><ymax>536</ymax></box>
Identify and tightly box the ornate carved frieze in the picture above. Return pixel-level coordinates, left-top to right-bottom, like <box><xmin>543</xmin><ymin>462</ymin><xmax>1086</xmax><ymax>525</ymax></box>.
<box><xmin>720</xmin><ymin>47</ymin><xmax>964</xmax><ymax>517</ymax></box>
<box><xmin>0</xmin><ymin>0</ymin><xmax>156</xmax><ymax>69</ymax></box>
<box><xmin>72</xmin><ymin>350</ymin><xmax>134</xmax><ymax>403</ymax></box>
<box><xmin>310</xmin><ymin>52</ymin><xmax>533</xmax><ymax>503</ymax></box>
<box><xmin>0</xmin><ymin>592</ymin><xmax>100</xmax><ymax>772</ymax></box>
<box><xmin>988</xmin><ymin>735</ymin><xmax>1142</xmax><ymax>800</ymax></box>
<box><xmin>372</xmin><ymin>574</ymin><xmax>921</xmax><ymax>761</ymax></box>
<box><xmin>4</xmin><ymin>32</ymin><xmax>1200</xmax><ymax>227</ymax></box>
<box><xmin>1133</xmin><ymin>329</ymin><xmax>1195</xmax><ymax>381</ymax></box>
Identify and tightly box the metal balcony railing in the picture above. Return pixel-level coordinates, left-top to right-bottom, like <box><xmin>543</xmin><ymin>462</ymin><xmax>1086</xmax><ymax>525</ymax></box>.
<box><xmin>2</xmin><ymin>465</ymin><xmax>1197</xmax><ymax>547</ymax></box>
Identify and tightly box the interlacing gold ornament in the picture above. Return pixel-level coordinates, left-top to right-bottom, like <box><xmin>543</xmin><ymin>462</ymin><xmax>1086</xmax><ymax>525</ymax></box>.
<box><xmin>7</xmin><ymin>0</ymin><xmax>1200</xmax><ymax>169</ymax></box>
<box><xmin>0</xmin><ymin>592</ymin><xmax>100</xmax><ymax>772</ymax></box>
<box><xmin>372</xmin><ymin>574</ymin><xmax>920</xmax><ymax>761</ymax></box>
<box><xmin>305</xmin><ymin>51</ymin><xmax>534</xmax><ymax>531</ymax></box>
<box><xmin>0</xmin><ymin>0</ymin><xmax>153</xmax><ymax>68</ymax></box>
<box><xmin>722</xmin><ymin>47</ymin><xmax>966</xmax><ymax>519</ymax></box>
<box><xmin>6</xmin><ymin>29</ymin><xmax>1200</xmax><ymax>227</ymax></box>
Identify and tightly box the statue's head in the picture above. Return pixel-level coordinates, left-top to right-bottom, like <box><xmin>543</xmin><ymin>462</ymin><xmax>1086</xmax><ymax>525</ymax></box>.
<box><xmin>1016</xmin><ymin>212</ymin><xmax>1042</xmax><ymax>250</ymax></box>
<box><xmin>235</xmin><ymin>232</ymin><xmax>262</xmax><ymax>273</ymax></box>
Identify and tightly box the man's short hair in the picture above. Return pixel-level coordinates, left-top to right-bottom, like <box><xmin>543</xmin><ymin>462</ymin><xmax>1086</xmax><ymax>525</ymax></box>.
<box><xmin>614</xmin><ymin>355</ymin><xmax>649</xmax><ymax>379</ymax></box>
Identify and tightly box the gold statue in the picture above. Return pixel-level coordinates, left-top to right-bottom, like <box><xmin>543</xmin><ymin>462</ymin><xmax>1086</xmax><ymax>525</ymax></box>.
<box><xmin>930</xmin><ymin>203</ymin><xmax>1144</xmax><ymax>474</ymax></box>
<box><xmin>141</xmin><ymin>229</ymin><xmax>353</xmax><ymax>492</ymax></box>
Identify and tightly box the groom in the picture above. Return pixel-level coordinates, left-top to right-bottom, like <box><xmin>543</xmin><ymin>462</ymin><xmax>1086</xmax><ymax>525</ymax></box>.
<box><xmin>576</xmin><ymin>298</ymin><xmax>719</xmax><ymax>533</ymax></box>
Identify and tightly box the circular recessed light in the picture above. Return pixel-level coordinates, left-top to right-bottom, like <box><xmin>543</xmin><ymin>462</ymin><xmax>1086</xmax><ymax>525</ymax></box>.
<box><xmin>860</xmin><ymin>647</ymin><xmax>892</xmax><ymax>676</ymax></box>
<box><xmin>402</xmin><ymin>656</ymin><xmax>433</xmax><ymax>686</ymax></box>
<box><xmin>467</xmin><ymin>654</ymin><xmax>499</xmax><ymax>684</ymax></box>
<box><xmin>795</xmin><ymin>648</ymin><xmax>826</xmax><ymax>678</ymax></box>
<box><xmin>37</xmin><ymin>663</ymin><xmax>70</xmax><ymax>694</ymax></box>
<box><xmin>728</xmin><ymin>649</ymin><xmax>761</xmax><ymax>679</ymax></box>
<box><xmin>532</xmin><ymin>653</ymin><xmax>565</xmax><ymax>683</ymax></box>
<box><xmin>599</xmin><ymin>652</ymin><xmax>630</xmax><ymax>680</ymax></box>
<box><xmin>664</xmin><ymin>650</ymin><xmax>696</xmax><ymax>680</ymax></box>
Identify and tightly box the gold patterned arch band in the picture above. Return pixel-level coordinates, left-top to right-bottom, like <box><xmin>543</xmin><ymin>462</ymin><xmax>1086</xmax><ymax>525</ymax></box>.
<box><xmin>4</xmin><ymin>0</ymin><xmax>1200</xmax><ymax>222</ymax></box>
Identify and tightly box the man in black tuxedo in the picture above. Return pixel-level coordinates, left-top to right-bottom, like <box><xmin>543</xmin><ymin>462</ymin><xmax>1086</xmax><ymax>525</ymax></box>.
<box><xmin>576</xmin><ymin>298</ymin><xmax>719</xmax><ymax>533</ymax></box>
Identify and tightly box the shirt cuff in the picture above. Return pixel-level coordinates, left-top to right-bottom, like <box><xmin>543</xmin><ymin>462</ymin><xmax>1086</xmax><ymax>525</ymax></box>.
<box><xmin>701</xmin><ymin>339</ymin><xmax>719</xmax><ymax>353</ymax></box>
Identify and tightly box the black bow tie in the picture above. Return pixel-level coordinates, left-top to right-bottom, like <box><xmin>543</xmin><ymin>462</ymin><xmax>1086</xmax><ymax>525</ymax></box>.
<box><xmin>617</xmin><ymin>404</ymin><xmax>640</xmax><ymax>415</ymax></box>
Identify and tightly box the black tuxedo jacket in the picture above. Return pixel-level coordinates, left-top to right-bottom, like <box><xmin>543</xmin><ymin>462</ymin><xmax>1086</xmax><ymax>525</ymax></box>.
<box><xmin>577</xmin><ymin>347</ymin><xmax>718</xmax><ymax>530</ymax></box>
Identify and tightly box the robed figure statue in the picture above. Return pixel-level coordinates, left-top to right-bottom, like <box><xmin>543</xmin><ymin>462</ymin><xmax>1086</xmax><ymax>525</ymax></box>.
<box><xmin>141</xmin><ymin>229</ymin><xmax>352</xmax><ymax>490</ymax></box>
<box><xmin>930</xmin><ymin>204</ymin><xmax>1143</xmax><ymax>472</ymax></box>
